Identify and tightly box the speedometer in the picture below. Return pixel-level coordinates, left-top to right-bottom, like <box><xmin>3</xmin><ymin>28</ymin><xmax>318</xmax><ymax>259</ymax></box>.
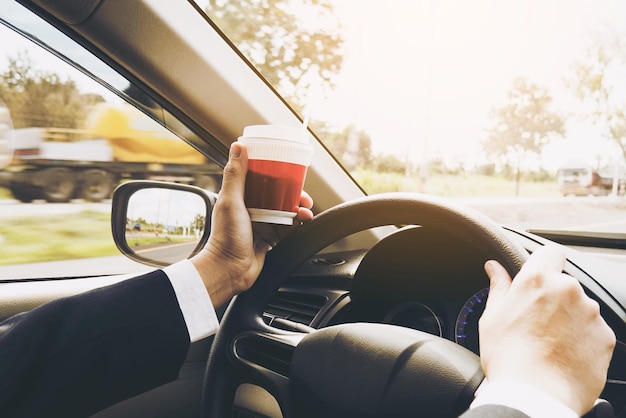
<box><xmin>383</xmin><ymin>302</ymin><xmax>442</xmax><ymax>337</ymax></box>
<box><xmin>455</xmin><ymin>288</ymin><xmax>489</xmax><ymax>354</ymax></box>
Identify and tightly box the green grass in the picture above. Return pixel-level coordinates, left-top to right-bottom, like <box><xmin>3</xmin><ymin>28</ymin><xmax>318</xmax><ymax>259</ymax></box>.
<box><xmin>0</xmin><ymin>210</ymin><xmax>118</xmax><ymax>265</ymax></box>
<box><xmin>0</xmin><ymin>173</ymin><xmax>561</xmax><ymax>266</ymax></box>
<box><xmin>127</xmin><ymin>235</ymin><xmax>197</xmax><ymax>248</ymax></box>
<box><xmin>0</xmin><ymin>187</ymin><xmax>11</xmax><ymax>200</ymax></box>
<box><xmin>353</xmin><ymin>170</ymin><xmax>560</xmax><ymax>198</ymax></box>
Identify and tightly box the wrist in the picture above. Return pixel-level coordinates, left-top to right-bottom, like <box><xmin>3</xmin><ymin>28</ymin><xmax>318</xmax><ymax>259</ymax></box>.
<box><xmin>190</xmin><ymin>246</ymin><xmax>240</xmax><ymax>308</ymax></box>
<box><xmin>486</xmin><ymin>365</ymin><xmax>589</xmax><ymax>415</ymax></box>
<box><xmin>472</xmin><ymin>378</ymin><xmax>579</xmax><ymax>418</ymax></box>
<box><xmin>482</xmin><ymin>345</ymin><xmax>592</xmax><ymax>416</ymax></box>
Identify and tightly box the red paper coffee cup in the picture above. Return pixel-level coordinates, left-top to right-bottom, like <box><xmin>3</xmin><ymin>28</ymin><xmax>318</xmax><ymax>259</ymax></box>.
<box><xmin>238</xmin><ymin>125</ymin><xmax>313</xmax><ymax>225</ymax></box>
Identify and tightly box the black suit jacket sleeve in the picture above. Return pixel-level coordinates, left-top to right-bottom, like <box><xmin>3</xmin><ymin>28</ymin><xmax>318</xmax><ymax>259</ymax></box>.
<box><xmin>0</xmin><ymin>270</ymin><xmax>190</xmax><ymax>418</ymax></box>
<box><xmin>459</xmin><ymin>405</ymin><xmax>531</xmax><ymax>418</ymax></box>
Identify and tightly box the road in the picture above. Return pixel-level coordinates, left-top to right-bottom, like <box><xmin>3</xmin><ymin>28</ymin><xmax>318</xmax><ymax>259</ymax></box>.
<box><xmin>135</xmin><ymin>240</ymin><xmax>201</xmax><ymax>264</ymax></box>
<box><xmin>0</xmin><ymin>255</ymin><xmax>152</xmax><ymax>279</ymax></box>
<box><xmin>1</xmin><ymin>195</ymin><xmax>625</xmax><ymax>279</ymax></box>
<box><xmin>0</xmin><ymin>199</ymin><xmax>111</xmax><ymax>218</ymax></box>
<box><xmin>453</xmin><ymin>195</ymin><xmax>626</xmax><ymax>233</ymax></box>
<box><xmin>2</xmin><ymin>195</ymin><xmax>625</xmax><ymax>231</ymax></box>
<box><xmin>0</xmin><ymin>241</ymin><xmax>200</xmax><ymax>280</ymax></box>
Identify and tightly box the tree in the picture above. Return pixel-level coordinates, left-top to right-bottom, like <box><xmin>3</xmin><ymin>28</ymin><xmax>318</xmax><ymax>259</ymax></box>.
<box><xmin>193</xmin><ymin>214</ymin><xmax>206</xmax><ymax>232</ymax></box>
<box><xmin>571</xmin><ymin>31</ymin><xmax>626</xmax><ymax>162</ymax></box>
<box><xmin>204</xmin><ymin>0</ymin><xmax>344</xmax><ymax>110</ymax></box>
<box><xmin>372</xmin><ymin>153</ymin><xmax>405</xmax><ymax>174</ymax></box>
<box><xmin>0</xmin><ymin>51</ymin><xmax>104</xmax><ymax>129</ymax></box>
<box><xmin>318</xmin><ymin>124</ymin><xmax>372</xmax><ymax>169</ymax></box>
<box><xmin>483</xmin><ymin>77</ymin><xmax>564</xmax><ymax>195</ymax></box>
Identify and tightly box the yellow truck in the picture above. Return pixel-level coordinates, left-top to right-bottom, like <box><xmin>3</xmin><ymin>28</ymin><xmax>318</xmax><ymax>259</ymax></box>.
<box><xmin>0</xmin><ymin>103</ymin><xmax>222</xmax><ymax>202</ymax></box>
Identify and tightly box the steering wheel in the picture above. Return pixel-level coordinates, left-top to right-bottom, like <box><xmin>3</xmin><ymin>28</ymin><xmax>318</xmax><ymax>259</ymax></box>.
<box><xmin>201</xmin><ymin>192</ymin><xmax>529</xmax><ymax>418</ymax></box>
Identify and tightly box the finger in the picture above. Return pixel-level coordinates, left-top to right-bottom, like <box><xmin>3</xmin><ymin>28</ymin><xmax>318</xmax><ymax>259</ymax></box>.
<box><xmin>294</xmin><ymin>190</ymin><xmax>314</xmax><ymax>221</ymax></box>
<box><xmin>516</xmin><ymin>245</ymin><xmax>566</xmax><ymax>283</ymax></box>
<box><xmin>299</xmin><ymin>190</ymin><xmax>314</xmax><ymax>209</ymax></box>
<box><xmin>484</xmin><ymin>259</ymin><xmax>512</xmax><ymax>308</ymax></box>
<box><xmin>253</xmin><ymin>233</ymin><xmax>274</xmax><ymax>253</ymax></box>
<box><xmin>219</xmin><ymin>142</ymin><xmax>248</xmax><ymax>201</ymax></box>
<box><xmin>252</xmin><ymin>223</ymin><xmax>279</xmax><ymax>245</ymax></box>
<box><xmin>296</xmin><ymin>206</ymin><xmax>314</xmax><ymax>221</ymax></box>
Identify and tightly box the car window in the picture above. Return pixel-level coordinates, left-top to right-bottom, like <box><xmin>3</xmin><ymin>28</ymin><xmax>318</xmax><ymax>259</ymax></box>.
<box><xmin>0</xmin><ymin>3</ymin><xmax>223</xmax><ymax>279</ymax></box>
<box><xmin>196</xmin><ymin>0</ymin><xmax>626</xmax><ymax>236</ymax></box>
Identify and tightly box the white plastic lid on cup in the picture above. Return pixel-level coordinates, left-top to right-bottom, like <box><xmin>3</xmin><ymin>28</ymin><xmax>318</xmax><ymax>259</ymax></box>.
<box><xmin>247</xmin><ymin>208</ymin><xmax>296</xmax><ymax>225</ymax></box>
<box><xmin>238</xmin><ymin>125</ymin><xmax>313</xmax><ymax>166</ymax></box>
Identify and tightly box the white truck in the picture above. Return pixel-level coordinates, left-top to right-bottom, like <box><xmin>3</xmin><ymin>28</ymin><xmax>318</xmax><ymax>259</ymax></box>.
<box><xmin>557</xmin><ymin>164</ymin><xmax>625</xmax><ymax>196</ymax></box>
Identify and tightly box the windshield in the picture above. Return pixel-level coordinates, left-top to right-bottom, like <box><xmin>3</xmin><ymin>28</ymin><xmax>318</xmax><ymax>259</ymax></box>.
<box><xmin>196</xmin><ymin>0</ymin><xmax>626</xmax><ymax>235</ymax></box>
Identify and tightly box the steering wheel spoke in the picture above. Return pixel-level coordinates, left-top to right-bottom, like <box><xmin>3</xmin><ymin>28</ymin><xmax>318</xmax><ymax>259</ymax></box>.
<box><xmin>232</xmin><ymin>330</ymin><xmax>306</xmax><ymax>409</ymax></box>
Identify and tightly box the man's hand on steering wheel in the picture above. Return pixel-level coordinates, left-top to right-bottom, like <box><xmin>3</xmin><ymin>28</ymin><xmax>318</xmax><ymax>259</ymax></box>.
<box><xmin>479</xmin><ymin>246</ymin><xmax>616</xmax><ymax>416</ymax></box>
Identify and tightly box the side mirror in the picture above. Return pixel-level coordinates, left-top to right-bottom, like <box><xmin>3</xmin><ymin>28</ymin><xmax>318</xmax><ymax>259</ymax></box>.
<box><xmin>111</xmin><ymin>181</ymin><xmax>217</xmax><ymax>267</ymax></box>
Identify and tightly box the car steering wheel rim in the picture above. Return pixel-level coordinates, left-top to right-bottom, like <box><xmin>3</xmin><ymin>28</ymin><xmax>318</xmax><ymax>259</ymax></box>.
<box><xmin>201</xmin><ymin>192</ymin><xmax>529</xmax><ymax>418</ymax></box>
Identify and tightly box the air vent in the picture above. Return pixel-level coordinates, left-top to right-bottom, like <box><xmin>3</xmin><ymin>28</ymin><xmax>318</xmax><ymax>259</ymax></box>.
<box><xmin>235</xmin><ymin>335</ymin><xmax>294</xmax><ymax>377</ymax></box>
<box><xmin>310</xmin><ymin>257</ymin><xmax>345</xmax><ymax>266</ymax></box>
<box><xmin>263</xmin><ymin>291</ymin><xmax>327</xmax><ymax>326</ymax></box>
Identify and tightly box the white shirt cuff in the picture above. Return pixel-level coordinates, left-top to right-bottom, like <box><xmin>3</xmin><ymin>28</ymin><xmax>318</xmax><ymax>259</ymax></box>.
<box><xmin>471</xmin><ymin>379</ymin><xmax>578</xmax><ymax>418</ymax></box>
<box><xmin>163</xmin><ymin>259</ymin><xmax>219</xmax><ymax>342</ymax></box>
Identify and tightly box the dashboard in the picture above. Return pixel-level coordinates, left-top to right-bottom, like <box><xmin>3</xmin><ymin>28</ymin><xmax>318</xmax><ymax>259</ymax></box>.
<box><xmin>265</xmin><ymin>225</ymin><xmax>626</xmax><ymax>415</ymax></box>
<box><xmin>273</xmin><ymin>226</ymin><xmax>507</xmax><ymax>356</ymax></box>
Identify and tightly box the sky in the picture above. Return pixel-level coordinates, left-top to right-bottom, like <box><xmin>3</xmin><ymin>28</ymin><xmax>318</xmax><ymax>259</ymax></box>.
<box><xmin>0</xmin><ymin>2</ymin><xmax>125</xmax><ymax>103</ymax></box>
<box><xmin>127</xmin><ymin>188</ymin><xmax>207</xmax><ymax>227</ymax></box>
<box><xmin>2</xmin><ymin>0</ymin><xmax>626</xmax><ymax>172</ymax></box>
<box><xmin>308</xmin><ymin>0</ymin><xmax>626</xmax><ymax>171</ymax></box>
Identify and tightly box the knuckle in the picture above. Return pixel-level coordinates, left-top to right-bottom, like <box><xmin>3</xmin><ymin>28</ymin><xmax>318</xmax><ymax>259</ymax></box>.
<box><xmin>603</xmin><ymin>324</ymin><xmax>617</xmax><ymax>349</ymax></box>
<box><xmin>557</xmin><ymin>275</ymin><xmax>584</xmax><ymax>299</ymax></box>
<box><xmin>518</xmin><ymin>269</ymin><xmax>546</xmax><ymax>288</ymax></box>
<box><xmin>586</xmin><ymin>298</ymin><xmax>601</xmax><ymax>316</ymax></box>
<box><xmin>222</xmin><ymin>160</ymin><xmax>241</xmax><ymax>178</ymax></box>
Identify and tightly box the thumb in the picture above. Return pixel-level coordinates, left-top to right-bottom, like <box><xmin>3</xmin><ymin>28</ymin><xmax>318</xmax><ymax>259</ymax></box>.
<box><xmin>484</xmin><ymin>260</ymin><xmax>512</xmax><ymax>308</ymax></box>
<box><xmin>219</xmin><ymin>142</ymin><xmax>248</xmax><ymax>201</ymax></box>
